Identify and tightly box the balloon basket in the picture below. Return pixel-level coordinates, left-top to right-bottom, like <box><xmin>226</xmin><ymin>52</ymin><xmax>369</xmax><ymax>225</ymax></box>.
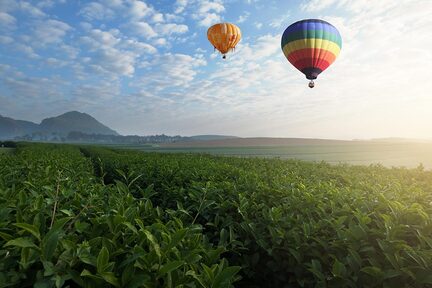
<box><xmin>308</xmin><ymin>80</ymin><xmax>315</xmax><ymax>88</ymax></box>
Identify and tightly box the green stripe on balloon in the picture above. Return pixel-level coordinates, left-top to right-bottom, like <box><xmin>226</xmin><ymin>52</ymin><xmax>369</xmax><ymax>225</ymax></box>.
<box><xmin>281</xmin><ymin>30</ymin><xmax>342</xmax><ymax>49</ymax></box>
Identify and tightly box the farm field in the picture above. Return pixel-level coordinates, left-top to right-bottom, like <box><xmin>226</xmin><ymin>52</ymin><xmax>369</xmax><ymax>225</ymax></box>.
<box><xmin>1</xmin><ymin>142</ymin><xmax>432</xmax><ymax>287</ymax></box>
<box><xmin>106</xmin><ymin>140</ymin><xmax>432</xmax><ymax>169</ymax></box>
<box><xmin>0</xmin><ymin>148</ymin><xmax>14</xmax><ymax>154</ymax></box>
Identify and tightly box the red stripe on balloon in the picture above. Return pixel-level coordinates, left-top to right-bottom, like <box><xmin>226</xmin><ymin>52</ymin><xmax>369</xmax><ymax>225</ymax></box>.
<box><xmin>292</xmin><ymin>58</ymin><xmax>331</xmax><ymax>71</ymax></box>
<box><xmin>287</xmin><ymin>48</ymin><xmax>336</xmax><ymax>67</ymax></box>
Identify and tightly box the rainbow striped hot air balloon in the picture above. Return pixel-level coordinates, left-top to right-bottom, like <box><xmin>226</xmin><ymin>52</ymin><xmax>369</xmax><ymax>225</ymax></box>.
<box><xmin>281</xmin><ymin>19</ymin><xmax>342</xmax><ymax>88</ymax></box>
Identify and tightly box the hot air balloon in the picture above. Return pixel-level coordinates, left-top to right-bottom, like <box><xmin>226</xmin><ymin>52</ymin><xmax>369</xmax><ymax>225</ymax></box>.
<box><xmin>207</xmin><ymin>23</ymin><xmax>241</xmax><ymax>59</ymax></box>
<box><xmin>281</xmin><ymin>19</ymin><xmax>342</xmax><ymax>88</ymax></box>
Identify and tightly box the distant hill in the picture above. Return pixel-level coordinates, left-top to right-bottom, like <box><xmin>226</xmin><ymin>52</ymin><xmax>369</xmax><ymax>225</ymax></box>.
<box><xmin>163</xmin><ymin>137</ymin><xmax>355</xmax><ymax>147</ymax></box>
<box><xmin>368</xmin><ymin>137</ymin><xmax>432</xmax><ymax>143</ymax></box>
<box><xmin>0</xmin><ymin>115</ymin><xmax>39</xmax><ymax>139</ymax></box>
<box><xmin>40</xmin><ymin>111</ymin><xmax>118</xmax><ymax>136</ymax></box>
<box><xmin>0</xmin><ymin>111</ymin><xmax>118</xmax><ymax>139</ymax></box>
<box><xmin>189</xmin><ymin>135</ymin><xmax>239</xmax><ymax>141</ymax></box>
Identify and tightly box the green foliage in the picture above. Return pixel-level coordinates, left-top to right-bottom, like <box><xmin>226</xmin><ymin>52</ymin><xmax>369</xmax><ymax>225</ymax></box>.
<box><xmin>1</xmin><ymin>143</ymin><xmax>432</xmax><ymax>287</ymax></box>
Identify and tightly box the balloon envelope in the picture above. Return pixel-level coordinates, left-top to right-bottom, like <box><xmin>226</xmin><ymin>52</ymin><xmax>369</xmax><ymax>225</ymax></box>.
<box><xmin>281</xmin><ymin>19</ymin><xmax>342</xmax><ymax>80</ymax></box>
<box><xmin>207</xmin><ymin>23</ymin><xmax>242</xmax><ymax>57</ymax></box>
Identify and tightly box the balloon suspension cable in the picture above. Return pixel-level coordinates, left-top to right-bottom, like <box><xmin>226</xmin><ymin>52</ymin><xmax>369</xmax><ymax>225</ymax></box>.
<box><xmin>308</xmin><ymin>80</ymin><xmax>315</xmax><ymax>88</ymax></box>
<box><xmin>222</xmin><ymin>54</ymin><xmax>226</xmax><ymax>59</ymax></box>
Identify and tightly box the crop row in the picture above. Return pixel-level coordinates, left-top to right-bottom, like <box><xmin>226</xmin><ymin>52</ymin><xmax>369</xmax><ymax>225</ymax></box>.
<box><xmin>0</xmin><ymin>144</ymin><xmax>240</xmax><ymax>288</ymax></box>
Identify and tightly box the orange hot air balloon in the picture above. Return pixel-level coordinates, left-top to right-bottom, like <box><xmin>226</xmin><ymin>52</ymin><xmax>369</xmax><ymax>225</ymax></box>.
<box><xmin>207</xmin><ymin>23</ymin><xmax>241</xmax><ymax>59</ymax></box>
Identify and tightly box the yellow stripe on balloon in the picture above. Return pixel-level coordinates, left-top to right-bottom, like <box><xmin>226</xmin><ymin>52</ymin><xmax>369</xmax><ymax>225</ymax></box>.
<box><xmin>282</xmin><ymin>39</ymin><xmax>341</xmax><ymax>58</ymax></box>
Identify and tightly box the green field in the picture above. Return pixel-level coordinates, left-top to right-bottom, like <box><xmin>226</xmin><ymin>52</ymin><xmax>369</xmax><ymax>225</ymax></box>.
<box><xmin>0</xmin><ymin>147</ymin><xmax>14</xmax><ymax>154</ymax></box>
<box><xmin>106</xmin><ymin>142</ymin><xmax>432</xmax><ymax>169</ymax></box>
<box><xmin>1</xmin><ymin>143</ymin><xmax>432</xmax><ymax>287</ymax></box>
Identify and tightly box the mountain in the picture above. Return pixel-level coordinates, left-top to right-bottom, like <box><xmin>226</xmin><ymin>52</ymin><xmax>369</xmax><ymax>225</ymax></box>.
<box><xmin>0</xmin><ymin>111</ymin><xmax>118</xmax><ymax>139</ymax></box>
<box><xmin>40</xmin><ymin>111</ymin><xmax>118</xmax><ymax>136</ymax></box>
<box><xmin>0</xmin><ymin>115</ymin><xmax>39</xmax><ymax>140</ymax></box>
<box><xmin>189</xmin><ymin>135</ymin><xmax>239</xmax><ymax>141</ymax></box>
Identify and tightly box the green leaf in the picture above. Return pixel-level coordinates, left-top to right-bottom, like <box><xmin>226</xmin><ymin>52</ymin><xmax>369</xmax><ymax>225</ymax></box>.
<box><xmin>332</xmin><ymin>260</ymin><xmax>346</xmax><ymax>278</ymax></box>
<box><xmin>43</xmin><ymin>231</ymin><xmax>59</xmax><ymax>261</ymax></box>
<box><xmin>81</xmin><ymin>269</ymin><xmax>102</xmax><ymax>281</ymax></box>
<box><xmin>127</xmin><ymin>273</ymin><xmax>152</xmax><ymax>288</ymax></box>
<box><xmin>42</xmin><ymin>260</ymin><xmax>55</xmax><ymax>276</ymax></box>
<box><xmin>212</xmin><ymin>266</ymin><xmax>241</xmax><ymax>288</ymax></box>
<box><xmin>100</xmin><ymin>272</ymin><xmax>120</xmax><ymax>287</ymax></box>
<box><xmin>0</xmin><ymin>232</ymin><xmax>13</xmax><ymax>241</ymax></box>
<box><xmin>4</xmin><ymin>237</ymin><xmax>39</xmax><ymax>250</ymax></box>
<box><xmin>383</xmin><ymin>269</ymin><xmax>402</xmax><ymax>280</ymax></box>
<box><xmin>308</xmin><ymin>259</ymin><xmax>325</xmax><ymax>281</ymax></box>
<box><xmin>123</xmin><ymin>222</ymin><xmax>138</xmax><ymax>234</ymax></box>
<box><xmin>14</xmin><ymin>223</ymin><xmax>41</xmax><ymax>241</ymax></box>
<box><xmin>97</xmin><ymin>246</ymin><xmax>110</xmax><ymax>273</ymax></box>
<box><xmin>361</xmin><ymin>266</ymin><xmax>383</xmax><ymax>278</ymax></box>
<box><xmin>121</xmin><ymin>264</ymin><xmax>135</xmax><ymax>286</ymax></box>
<box><xmin>186</xmin><ymin>270</ymin><xmax>207</xmax><ymax>288</ymax></box>
<box><xmin>164</xmin><ymin>229</ymin><xmax>187</xmax><ymax>251</ymax></box>
<box><xmin>143</xmin><ymin>230</ymin><xmax>161</xmax><ymax>258</ymax></box>
<box><xmin>59</xmin><ymin>209</ymin><xmax>74</xmax><ymax>216</ymax></box>
<box><xmin>158</xmin><ymin>260</ymin><xmax>184</xmax><ymax>276</ymax></box>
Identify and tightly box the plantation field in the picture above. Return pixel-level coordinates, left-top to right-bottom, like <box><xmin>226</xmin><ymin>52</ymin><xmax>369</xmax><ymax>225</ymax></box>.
<box><xmin>1</xmin><ymin>143</ymin><xmax>432</xmax><ymax>287</ymax></box>
<box><xmin>0</xmin><ymin>148</ymin><xmax>14</xmax><ymax>154</ymax></box>
<box><xmin>110</xmin><ymin>141</ymin><xmax>432</xmax><ymax>169</ymax></box>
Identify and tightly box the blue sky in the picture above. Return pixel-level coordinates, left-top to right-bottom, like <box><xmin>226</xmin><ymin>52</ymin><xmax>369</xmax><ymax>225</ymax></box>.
<box><xmin>1</xmin><ymin>0</ymin><xmax>431</xmax><ymax>139</ymax></box>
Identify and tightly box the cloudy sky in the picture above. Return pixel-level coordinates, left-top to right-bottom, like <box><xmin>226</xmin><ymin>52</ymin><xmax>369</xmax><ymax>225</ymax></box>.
<box><xmin>1</xmin><ymin>0</ymin><xmax>431</xmax><ymax>139</ymax></box>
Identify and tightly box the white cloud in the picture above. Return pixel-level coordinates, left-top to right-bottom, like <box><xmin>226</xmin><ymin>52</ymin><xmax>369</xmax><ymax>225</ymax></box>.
<box><xmin>45</xmin><ymin>57</ymin><xmax>67</xmax><ymax>68</ymax></box>
<box><xmin>129</xmin><ymin>0</ymin><xmax>153</xmax><ymax>19</ymax></box>
<box><xmin>155</xmin><ymin>23</ymin><xmax>188</xmax><ymax>35</ymax></box>
<box><xmin>15</xmin><ymin>44</ymin><xmax>40</xmax><ymax>59</ymax></box>
<box><xmin>122</xmin><ymin>39</ymin><xmax>157</xmax><ymax>54</ymax></box>
<box><xmin>80</xmin><ymin>2</ymin><xmax>115</xmax><ymax>20</ymax></box>
<box><xmin>255</xmin><ymin>22</ymin><xmax>262</xmax><ymax>29</ymax></box>
<box><xmin>131</xmin><ymin>22</ymin><xmax>158</xmax><ymax>38</ymax></box>
<box><xmin>131</xmin><ymin>21</ymin><xmax>188</xmax><ymax>39</ymax></box>
<box><xmin>60</xmin><ymin>44</ymin><xmax>80</xmax><ymax>59</ymax></box>
<box><xmin>152</xmin><ymin>13</ymin><xmax>164</xmax><ymax>23</ymax></box>
<box><xmin>153</xmin><ymin>38</ymin><xmax>168</xmax><ymax>46</ymax></box>
<box><xmin>269</xmin><ymin>13</ymin><xmax>290</xmax><ymax>29</ymax></box>
<box><xmin>198</xmin><ymin>1</ymin><xmax>224</xmax><ymax>14</ymax></box>
<box><xmin>237</xmin><ymin>12</ymin><xmax>249</xmax><ymax>23</ymax></box>
<box><xmin>0</xmin><ymin>12</ymin><xmax>16</xmax><ymax>28</ymax></box>
<box><xmin>198</xmin><ymin>13</ymin><xmax>221</xmax><ymax>27</ymax></box>
<box><xmin>87</xmin><ymin>29</ymin><xmax>120</xmax><ymax>48</ymax></box>
<box><xmin>72</xmin><ymin>81</ymin><xmax>121</xmax><ymax>104</ymax></box>
<box><xmin>301</xmin><ymin>0</ymin><xmax>339</xmax><ymax>12</ymax></box>
<box><xmin>3</xmin><ymin>75</ymin><xmax>66</xmax><ymax>103</ymax></box>
<box><xmin>37</xmin><ymin>0</ymin><xmax>66</xmax><ymax>9</ymax></box>
<box><xmin>32</xmin><ymin>19</ymin><xmax>72</xmax><ymax>45</ymax></box>
<box><xmin>193</xmin><ymin>0</ymin><xmax>225</xmax><ymax>27</ymax></box>
<box><xmin>19</xmin><ymin>2</ymin><xmax>46</xmax><ymax>17</ymax></box>
<box><xmin>90</xmin><ymin>48</ymin><xmax>136</xmax><ymax>76</ymax></box>
<box><xmin>79</xmin><ymin>28</ymin><xmax>156</xmax><ymax>78</ymax></box>
<box><xmin>135</xmin><ymin>53</ymin><xmax>206</xmax><ymax>91</ymax></box>
<box><xmin>174</xmin><ymin>0</ymin><xmax>188</xmax><ymax>13</ymax></box>
<box><xmin>165</xmin><ymin>13</ymin><xmax>184</xmax><ymax>22</ymax></box>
